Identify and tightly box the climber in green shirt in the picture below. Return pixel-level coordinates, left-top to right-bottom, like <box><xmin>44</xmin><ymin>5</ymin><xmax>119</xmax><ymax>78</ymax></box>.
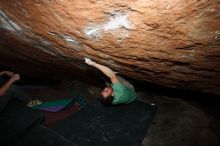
<box><xmin>85</xmin><ymin>58</ymin><xmax>136</xmax><ymax>106</ymax></box>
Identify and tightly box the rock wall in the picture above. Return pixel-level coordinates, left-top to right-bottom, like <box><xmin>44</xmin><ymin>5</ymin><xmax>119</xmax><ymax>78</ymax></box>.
<box><xmin>0</xmin><ymin>0</ymin><xmax>220</xmax><ymax>94</ymax></box>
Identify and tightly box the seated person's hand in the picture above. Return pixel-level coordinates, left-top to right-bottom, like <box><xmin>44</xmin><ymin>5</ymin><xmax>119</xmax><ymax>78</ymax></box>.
<box><xmin>10</xmin><ymin>74</ymin><xmax>20</xmax><ymax>82</ymax></box>
<box><xmin>84</xmin><ymin>57</ymin><xmax>95</xmax><ymax>66</ymax></box>
<box><xmin>4</xmin><ymin>71</ymin><xmax>15</xmax><ymax>77</ymax></box>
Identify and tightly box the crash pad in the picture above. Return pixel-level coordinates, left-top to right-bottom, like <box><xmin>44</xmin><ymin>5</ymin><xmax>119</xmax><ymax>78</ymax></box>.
<box><xmin>53</xmin><ymin>99</ymin><xmax>157</xmax><ymax>146</ymax></box>
<box><xmin>32</xmin><ymin>98</ymin><xmax>73</xmax><ymax>112</ymax></box>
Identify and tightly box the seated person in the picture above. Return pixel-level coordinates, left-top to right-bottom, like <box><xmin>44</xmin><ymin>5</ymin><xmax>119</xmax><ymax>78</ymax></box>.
<box><xmin>0</xmin><ymin>71</ymin><xmax>41</xmax><ymax>111</ymax></box>
<box><xmin>84</xmin><ymin>58</ymin><xmax>136</xmax><ymax>106</ymax></box>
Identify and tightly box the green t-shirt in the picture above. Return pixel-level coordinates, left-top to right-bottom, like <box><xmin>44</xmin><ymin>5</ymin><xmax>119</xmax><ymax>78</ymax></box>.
<box><xmin>112</xmin><ymin>81</ymin><xmax>136</xmax><ymax>105</ymax></box>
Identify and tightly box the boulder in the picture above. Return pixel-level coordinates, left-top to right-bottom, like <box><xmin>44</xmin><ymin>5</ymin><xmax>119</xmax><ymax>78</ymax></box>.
<box><xmin>0</xmin><ymin>0</ymin><xmax>219</xmax><ymax>94</ymax></box>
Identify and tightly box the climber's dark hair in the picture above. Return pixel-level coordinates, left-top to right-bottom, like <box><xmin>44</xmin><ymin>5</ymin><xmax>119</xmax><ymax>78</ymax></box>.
<box><xmin>100</xmin><ymin>94</ymin><xmax>114</xmax><ymax>106</ymax></box>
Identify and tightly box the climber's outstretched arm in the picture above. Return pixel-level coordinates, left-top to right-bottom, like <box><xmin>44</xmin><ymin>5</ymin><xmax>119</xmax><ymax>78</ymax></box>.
<box><xmin>84</xmin><ymin>58</ymin><xmax>118</xmax><ymax>84</ymax></box>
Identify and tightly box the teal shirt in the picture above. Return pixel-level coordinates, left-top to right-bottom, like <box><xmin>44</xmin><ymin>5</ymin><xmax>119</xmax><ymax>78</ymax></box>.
<box><xmin>112</xmin><ymin>81</ymin><xmax>136</xmax><ymax>105</ymax></box>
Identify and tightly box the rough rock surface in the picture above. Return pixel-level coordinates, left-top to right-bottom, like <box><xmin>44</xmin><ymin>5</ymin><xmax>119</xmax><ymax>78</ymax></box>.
<box><xmin>0</xmin><ymin>0</ymin><xmax>220</xmax><ymax>94</ymax></box>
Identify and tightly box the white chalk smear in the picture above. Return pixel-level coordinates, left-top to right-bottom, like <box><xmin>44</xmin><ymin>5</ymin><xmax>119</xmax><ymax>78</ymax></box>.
<box><xmin>62</xmin><ymin>35</ymin><xmax>81</xmax><ymax>51</ymax></box>
<box><xmin>63</xmin><ymin>35</ymin><xmax>79</xmax><ymax>46</ymax></box>
<box><xmin>103</xmin><ymin>15</ymin><xmax>132</xmax><ymax>31</ymax></box>
<box><xmin>84</xmin><ymin>13</ymin><xmax>133</xmax><ymax>39</ymax></box>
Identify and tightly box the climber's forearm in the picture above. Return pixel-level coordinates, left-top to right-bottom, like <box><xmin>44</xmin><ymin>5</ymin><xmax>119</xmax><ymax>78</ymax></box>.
<box><xmin>84</xmin><ymin>58</ymin><xmax>118</xmax><ymax>83</ymax></box>
<box><xmin>92</xmin><ymin>63</ymin><xmax>118</xmax><ymax>83</ymax></box>
<box><xmin>93</xmin><ymin>63</ymin><xmax>115</xmax><ymax>78</ymax></box>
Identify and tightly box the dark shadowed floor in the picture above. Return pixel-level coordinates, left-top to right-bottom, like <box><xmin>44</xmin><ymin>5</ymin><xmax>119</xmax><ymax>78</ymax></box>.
<box><xmin>22</xmin><ymin>79</ymin><xmax>220</xmax><ymax>146</ymax></box>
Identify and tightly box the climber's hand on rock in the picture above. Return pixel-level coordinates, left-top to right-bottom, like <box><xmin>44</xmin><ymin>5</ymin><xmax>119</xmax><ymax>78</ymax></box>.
<box><xmin>84</xmin><ymin>58</ymin><xmax>95</xmax><ymax>66</ymax></box>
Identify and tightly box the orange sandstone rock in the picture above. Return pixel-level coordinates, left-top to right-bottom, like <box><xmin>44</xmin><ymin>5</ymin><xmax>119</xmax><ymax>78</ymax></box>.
<box><xmin>0</xmin><ymin>0</ymin><xmax>219</xmax><ymax>94</ymax></box>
